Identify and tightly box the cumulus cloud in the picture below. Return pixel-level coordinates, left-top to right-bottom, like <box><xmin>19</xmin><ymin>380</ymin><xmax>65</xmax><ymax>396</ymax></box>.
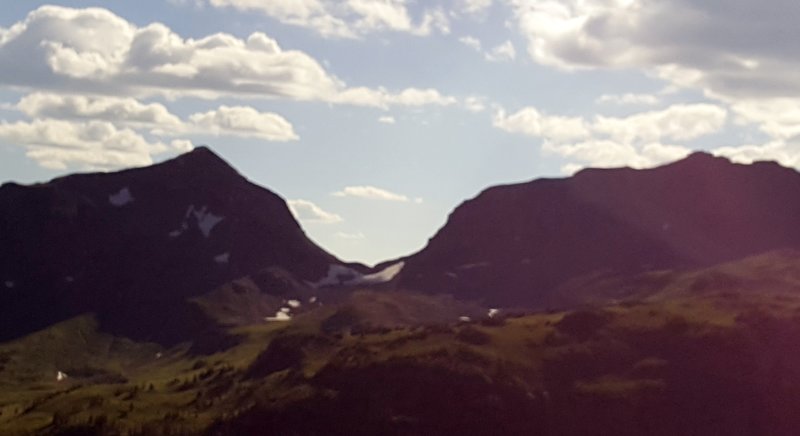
<box><xmin>288</xmin><ymin>199</ymin><xmax>343</xmax><ymax>223</ymax></box>
<box><xmin>17</xmin><ymin>93</ymin><xmax>182</xmax><ymax>127</ymax></box>
<box><xmin>8</xmin><ymin>93</ymin><xmax>297</xmax><ymax>169</ymax></box>
<box><xmin>206</xmin><ymin>0</ymin><xmax>450</xmax><ymax>39</ymax></box>
<box><xmin>0</xmin><ymin>6</ymin><xmax>456</xmax><ymax>108</ymax></box>
<box><xmin>0</xmin><ymin>6</ymin><xmax>336</xmax><ymax>100</ymax></box>
<box><xmin>16</xmin><ymin>93</ymin><xmax>298</xmax><ymax>139</ymax></box>
<box><xmin>712</xmin><ymin>140</ymin><xmax>800</xmax><ymax>170</ymax></box>
<box><xmin>728</xmin><ymin>99</ymin><xmax>800</xmax><ymax>141</ymax></box>
<box><xmin>591</xmin><ymin>104</ymin><xmax>728</xmax><ymax>144</ymax></box>
<box><xmin>504</xmin><ymin>0</ymin><xmax>800</xmax><ymax>167</ymax></box>
<box><xmin>187</xmin><ymin>106</ymin><xmax>298</xmax><ymax>141</ymax></box>
<box><xmin>508</xmin><ymin>0</ymin><xmax>800</xmax><ymax>102</ymax></box>
<box><xmin>332</xmin><ymin>186</ymin><xmax>411</xmax><ymax>202</ymax></box>
<box><xmin>0</xmin><ymin>119</ymin><xmax>192</xmax><ymax>170</ymax></box>
<box><xmin>493</xmin><ymin>106</ymin><xmax>590</xmax><ymax>143</ymax></box>
<box><xmin>495</xmin><ymin>103</ymin><xmax>726</xmax><ymax>171</ymax></box>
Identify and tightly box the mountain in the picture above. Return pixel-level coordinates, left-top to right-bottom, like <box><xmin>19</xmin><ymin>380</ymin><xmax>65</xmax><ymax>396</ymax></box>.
<box><xmin>391</xmin><ymin>153</ymin><xmax>800</xmax><ymax>307</ymax></box>
<box><xmin>7</xmin><ymin>150</ymin><xmax>800</xmax><ymax>435</ymax></box>
<box><xmin>0</xmin><ymin>147</ymin><xmax>348</xmax><ymax>349</ymax></box>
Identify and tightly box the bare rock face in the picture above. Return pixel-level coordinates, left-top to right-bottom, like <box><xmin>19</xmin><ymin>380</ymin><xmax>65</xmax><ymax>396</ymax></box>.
<box><xmin>0</xmin><ymin>147</ymin><xmax>340</xmax><ymax>349</ymax></box>
<box><xmin>394</xmin><ymin>153</ymin><xmax>800</xmax><ymax>307</ymax></box>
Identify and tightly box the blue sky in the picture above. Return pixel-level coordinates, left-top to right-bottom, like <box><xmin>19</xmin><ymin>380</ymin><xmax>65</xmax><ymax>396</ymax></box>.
<box><xmin>1</xmin><ymin>0</ymin><xmax>798</xmax><ymax>265</ymax></box>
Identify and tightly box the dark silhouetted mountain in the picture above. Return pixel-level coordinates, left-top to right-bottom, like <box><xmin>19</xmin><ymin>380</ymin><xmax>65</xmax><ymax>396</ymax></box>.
<box><xmin>391</xmin><ymin>153</ymin><xmax>800</xmax><ymax>307</ymax></box>
<box><xmin>0</xmin><ymin>147</ymin><xmax>343</xmax><ymax>349</ymax></box>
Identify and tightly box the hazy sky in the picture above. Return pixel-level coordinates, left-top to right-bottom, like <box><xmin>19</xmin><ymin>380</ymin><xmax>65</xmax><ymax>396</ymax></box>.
<box><xmin>1</xmin><ymin>1</ymin><xmax>798</xmax><ymax>265</ymax></box>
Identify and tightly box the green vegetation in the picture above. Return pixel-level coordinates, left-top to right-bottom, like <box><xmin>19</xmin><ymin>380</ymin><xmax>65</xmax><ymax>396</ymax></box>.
<box><xmin>4</xmin><ymin>252</ymin><xmax>800</xmax><ymax>435</ymax></box>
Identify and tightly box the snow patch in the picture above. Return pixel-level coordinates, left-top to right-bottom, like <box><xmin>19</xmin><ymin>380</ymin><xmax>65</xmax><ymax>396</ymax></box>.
<box><xmin>214</xmin><ymin>252</ymin><xmax>230</xmax><ymax>264</ymax></box>
<box><xmin>108</xmin><ymin>187</ymin><xmax>134</xmax><ymax>207</ymax></box>
<box><xmin>346</xmin><ymin>262</ymin><xmax>405</xmax><ymax>286</ymax></box>
<box><xmin>309</xmin><ymin>296</ymin><xmax>318</xmax><ymax>304</ymax></box>
<box><xmin>487</xmin><ymin>308</ymin><xmax>500</xmax><ymax>318</ymax></box>
<box><xmin>311</xmin><ymin>262</ymin><xmax>404</xmax><ymax>288</ymax></box>
<box><xmin>56</xmin><ymin>371</ymin><xmax>68</xmax><ymax>382</ymax></box>
<box><xmin>287</xmin><ymin>299</ymin><xmax>301</xmax><ymax>308</ymax></box>
<box><xmin>168</xmin><ymin>223</ymin><xmax>188</xmax><ymax>238</ymax></box>
<box><xmin>311</xmin><ymin>264</ymin><xmax>362</xmax><ymax>288</ymax></box>
<box><xmin>265</xmin><ymin>311</ymin><xmax>292</xmax><ymax>322</ymax></box>
<box><xmin>280</xmin><ymin>307</ymin><xmax>291</xmax><ymax>314</ymax></box>
<box><xmin>168</xmin><ymin>205</ymin><xmax>225</xmax><ymax>239</ymax></box>
<box><xmin>4</xmin><ymin>280</ymin><xmax>14</xmax><ymax>289</ymax></box>
<box><xmin>190</xmin><ymin>205</ymin><xmax>225</xmax><ymax>238</ymax></box>
<box><xmin>459</xmin><ymin>316</ymin><xmax>472</xmax><ymax>323</ymax></box>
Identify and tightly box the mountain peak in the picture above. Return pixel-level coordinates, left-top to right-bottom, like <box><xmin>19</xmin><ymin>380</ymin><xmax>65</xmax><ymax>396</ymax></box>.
<box><xmin>671</xmin><ymin>151</ymin><xmax>729</xmax><ymax>167</ymax></box>
<box><xmin>144</xmin><ymin>145</ymin><xmax>244</xmax><ymax>184</ymax></box>
<box><xmin>171</xmin><ymin>145</ymin><xmax>235</xmax><ymax>169</ymax></box>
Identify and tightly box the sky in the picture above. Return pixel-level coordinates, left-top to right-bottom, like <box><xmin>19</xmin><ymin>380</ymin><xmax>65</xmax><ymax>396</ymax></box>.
<box><xmin>1</xmin><ymin>1</ymin><xmax>799</xmax><ymax>266</ymax></box>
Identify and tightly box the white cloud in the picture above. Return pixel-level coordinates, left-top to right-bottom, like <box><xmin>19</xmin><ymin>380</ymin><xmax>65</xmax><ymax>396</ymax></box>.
<box><xmin>206</xmin><ymin>0</ymin><xmax>450</xmax><ymax>39</ymax></box>
<box><xmin>5</xmin><ymin>84</ymin><xmax>300</xmax><ymax>172</ymax></box>
<box><xmin>596</xmin><ymin>93</ymin><xmax>660</xmax><ymax>106</ymax></box>
<box><xmin>187</xmin><ymin>106</ymin><xmax>298</xmax><ymax>141</ymax></box>
<box><xmin>378</xmin><ymin>115</ymin><xmax>396</xmax><ymax>124</ymax></box>
<box><xmin>729</xmin><ymin>99</ymin><xmax>800</xmax><ymax>141</ymax></box>
<box><xmin>459</xmin><ymin>0</ymin><xmax>493</xmax><ymax>16</ymax></box>
<box><xmin>0</xmin><ymin>6</ymin><xmax>455</xmax><ymax>108</ymax></box>
<box><xmin>288</xmin><ymin>199</ymin><xmax>343</xmax><ymax>223</ymax></box>
<box><xmin>464</xmin><ymin>96</ymin><xmax>487</xmax><ymax>113</ymax></box>
<box><xmin>493</xmin><ymin>107</ymin><xmax>590</xmax><ymax>143</ymax></box>
<box><xmin>333</xmin><ymin>87</ymin><xmax>458</xmax><ymax>109</ymax></box>
<box><xmin>508</xmin><ymin>0</ymin><xmax>800</xmax><ymax>103</ymax></box>
<box><xmin>17</xmin><ymin>93</ymin><xmax>182</xmax><ymax>127</ymax></box>
<box><xmin>332</xmin><ymin>185</ymin><xmax>410</xmax><ymax>202</ymax></box>
<box><xmin>485</xmin><ymin>40</ymin><xmax>516</xmax><ymax>62</ymax></box>
<box><xmin>591</xmin><ymin>104</ymin><xmax>728</xmax><ymax>144</ymax></box>
<box><xmin>495</xmin><ymin>103</ymin><xmax>725</xmax><ymax>171</ymax></box>
<box><xmin>460</xmin><ymin>37</ymin><xmax>516</xmax><ymax>63</ymax></box>
<box><xmin>15</xmin><ymin>93</ymin><xmax>299</xmax><ymax>142</ymax></box>
<box><xmin>0</xmin><ymin>119</ymin><xmax>192</xmax><ymax>170</ymax></box>
<box><xmin>459</xmin><ymin>36</ymin><xmax>482</xmax><ymax>52</ymax></box>
<box><xmin>712</xmin><ymin>141</ymin><xmax>800</xmax><ymax>169</ymax></box>
<box><xmin>0</xmin><ymin>6</ymin><xmax>337</xmax><ymax>100</ymax></box>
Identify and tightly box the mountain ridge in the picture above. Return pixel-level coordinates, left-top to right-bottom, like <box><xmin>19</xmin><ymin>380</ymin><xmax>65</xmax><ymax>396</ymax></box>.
<box><xmin>390</xmin><ymin>152</ymin><xmax>800</xmax><ymax>307</ymax></box>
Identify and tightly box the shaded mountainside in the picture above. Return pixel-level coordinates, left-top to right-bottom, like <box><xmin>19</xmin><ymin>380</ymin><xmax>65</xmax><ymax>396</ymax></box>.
<box><xmin>393</xmin><ymin>153</ymin><xmax>800</xmax><ymax>307</ymax></box>
<box><xmin>0</xmin><ymin>147</ymin><xmax>344</xmax><ymax>348</ymax></box>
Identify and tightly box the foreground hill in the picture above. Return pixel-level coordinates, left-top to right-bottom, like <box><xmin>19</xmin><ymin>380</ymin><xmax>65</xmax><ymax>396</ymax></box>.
<box><xmin>0</xmin><ymin>147</ymin><xmax>346</xmax><ymax>348</ymax></box>
<box><xmin>392</xmin><ymin>153</ymin><xmax>800</xmax><ymax>307</ymax></box>
<box><xmin>3</xmin><ymin>251</ymin><xmax>800</xmax><ymax>435</ymax></box>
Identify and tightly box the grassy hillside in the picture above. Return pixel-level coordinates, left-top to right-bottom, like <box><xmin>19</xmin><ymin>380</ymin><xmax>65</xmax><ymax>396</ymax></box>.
<box><xmin>3</xmin><ymin>253</ymin><xmax>800</xmax><ymax>435</ymax></box>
